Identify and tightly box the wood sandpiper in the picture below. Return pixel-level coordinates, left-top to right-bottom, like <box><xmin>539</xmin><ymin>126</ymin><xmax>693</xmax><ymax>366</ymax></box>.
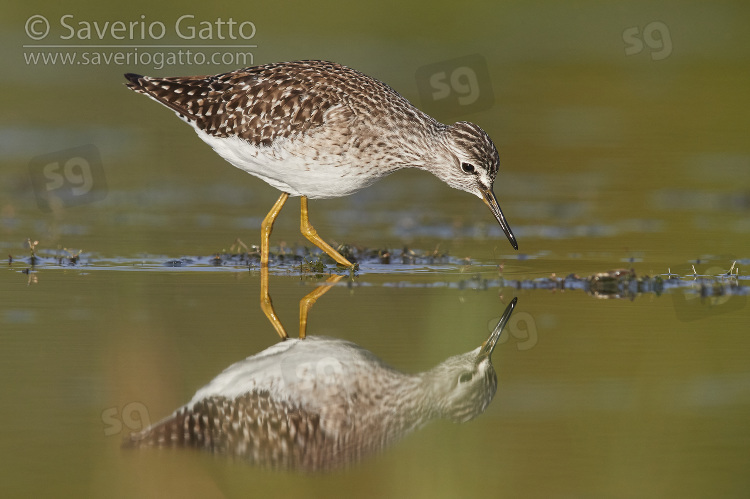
<box><xmin>124</xmin><ymin>60</ymin><xmax>518</xmax><ymax>268</ymax></box>
<box><xmin>126</xmin><ymin>298</ymin><xmax>518</xmax><ymax>470</ymax></box>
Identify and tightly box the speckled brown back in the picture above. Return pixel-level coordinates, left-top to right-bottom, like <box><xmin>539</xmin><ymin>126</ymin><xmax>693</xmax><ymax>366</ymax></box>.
<box><xmin>125</xmin><ymin>60</ymin><xmax>410</xmax><ymax>147</ymax></box>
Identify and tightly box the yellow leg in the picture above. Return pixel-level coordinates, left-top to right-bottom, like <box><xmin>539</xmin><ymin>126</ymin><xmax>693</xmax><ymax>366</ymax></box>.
<box><xmin>261</xmin><ymin>192</ymin><xmax>289</xmax><ymax>267</ymax></box>
<box><xmin>260</xmin><ymin>265</ymin><xmax>288</xmax><ymax>339</ymax></box>
<box><xmin>300</xmin><ymin>196</ymin><xmax>354</xmax><ymax>268</ymax></box>
<box><xmin>299</xmin><ymin>274</ymin><xmax>344</xmax><ymax>339</ymax></box>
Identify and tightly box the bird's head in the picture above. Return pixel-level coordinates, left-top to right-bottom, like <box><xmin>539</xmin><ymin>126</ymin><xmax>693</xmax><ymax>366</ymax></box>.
<box><xmin>424</xmin><ymin>298</ymin><xmax>517</xmax><ymax>423</ymax></box>
<box><xmin>439</xmin><ymin>121</ymin><xmax>518</xmax><ymax>250</ymax></box>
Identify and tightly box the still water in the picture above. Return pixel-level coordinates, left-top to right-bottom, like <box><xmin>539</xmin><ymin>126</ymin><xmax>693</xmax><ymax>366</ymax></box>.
<box><xmin>2</xmin><ymin>1</ymin><xmax>750</xmax><ymax>498</ymax></box>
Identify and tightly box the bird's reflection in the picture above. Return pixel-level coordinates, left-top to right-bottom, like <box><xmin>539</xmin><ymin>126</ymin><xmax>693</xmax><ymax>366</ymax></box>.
<box><xmin>126</xmin><ymin>298</ymin><xmax>518</xmax><ymax>471</ymax></box>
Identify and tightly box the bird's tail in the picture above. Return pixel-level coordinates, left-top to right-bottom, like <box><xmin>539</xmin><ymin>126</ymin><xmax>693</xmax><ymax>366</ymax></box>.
<box><xmin>123</xmin><ymin>73</ymin><xmax>202</xmax><ymax>120</ymax></box>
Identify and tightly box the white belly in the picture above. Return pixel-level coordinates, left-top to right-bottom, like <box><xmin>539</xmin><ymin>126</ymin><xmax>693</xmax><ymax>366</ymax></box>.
<box><xmin>192</xmin><ymin>125</ymin><xmax>383</xmax><ymax>199</ymax></box>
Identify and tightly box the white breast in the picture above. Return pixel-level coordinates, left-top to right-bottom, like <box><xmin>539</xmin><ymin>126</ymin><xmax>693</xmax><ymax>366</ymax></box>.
<box><xmin>191</xmin><ymin>124</ymin><xmax>383</xmax><ymax>199</ymax></box>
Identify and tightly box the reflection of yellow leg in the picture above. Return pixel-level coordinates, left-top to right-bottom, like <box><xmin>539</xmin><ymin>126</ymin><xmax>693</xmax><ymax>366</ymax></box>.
<box><xmin>260</xmin><ymin>265</ymin><xmax>287</xmax><ymax>339</ymax></box>
<box><xmin>300</xmin><ymin>196</ymin><xmax>354</xmax><ymax>268</ymax></box>
<box><xmin>261</xmin><ymin>193</ymin><xmax>289</xmax><ymax>267</ymax></box>
<box><xmin>299</xmin><ymin>274</ymin><xmax>344</xmax><ymax>339</ymax></box>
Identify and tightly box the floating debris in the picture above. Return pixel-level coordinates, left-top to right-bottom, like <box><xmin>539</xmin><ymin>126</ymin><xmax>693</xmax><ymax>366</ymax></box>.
<box><xmin>163</xmin><ymin>258</ymin><xmax>195</xmax><ymax>267</ymax></box>
<box><xmin>7</xmin><ymin>242</ymin><xmax>747</xmax><ymax>299</ymax></box>
<box><xmin>208</xmin><ymin>244</ymin><xmax>458</xmax><ymax>270</ymax></box>
<box><xmin>485</xmin><ymin>267</ymin><xmax>746</xmax><ymax>300</ymax></box>
<box><xmin>59</xmin><ymin>247</ymin><xmax>83</xmax><ymax>266</ymax></box>
<box><xmin>24</xmin><ymin>238</ymin><xmax>39</xmax><ymax>266</ymax></box>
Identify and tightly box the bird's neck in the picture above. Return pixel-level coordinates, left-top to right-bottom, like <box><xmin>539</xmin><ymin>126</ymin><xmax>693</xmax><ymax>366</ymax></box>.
<box><xmin>342</xmin><ymin>369</ymin><xmax>439</xmax><ymax>450</ymax></box>
<box><xmin>383</xmin><ymin>117</ymin><xmax>449</xmax><ymax>171</ymax></box>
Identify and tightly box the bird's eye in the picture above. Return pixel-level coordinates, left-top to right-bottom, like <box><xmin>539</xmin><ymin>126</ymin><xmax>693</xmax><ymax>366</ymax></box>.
<box><xmin>461</xmin><ymin>162</ymin><xmax>476</xmax><ymax>174</ymax></box>
<box><xmin>458</xmin><ymin>372</ymin><xmax>473</xmax><ymax>383</ymax></box>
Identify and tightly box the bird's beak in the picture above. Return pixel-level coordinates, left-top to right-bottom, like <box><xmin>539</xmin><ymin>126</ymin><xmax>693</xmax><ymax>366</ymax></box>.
<box><xmin>480</xmin><ymin>186</ymin><xmax>518</xmax><ymax>250</ymax></box>
<box><xmin>479</xmin><ymin>297</ymin><xmax>518</xmax><ymax>359</ymax></box>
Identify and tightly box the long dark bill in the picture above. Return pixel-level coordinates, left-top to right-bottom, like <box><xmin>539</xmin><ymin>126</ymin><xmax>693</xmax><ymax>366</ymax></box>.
<box><xmin>480</xmin><ymin>297</ymin><xmax>518</xmax><ymax>358</ymax></box>
<box><xmin>481</xmin><ymin>187</ymin><xmax>518</xmax><ymax>250</ymax></box>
